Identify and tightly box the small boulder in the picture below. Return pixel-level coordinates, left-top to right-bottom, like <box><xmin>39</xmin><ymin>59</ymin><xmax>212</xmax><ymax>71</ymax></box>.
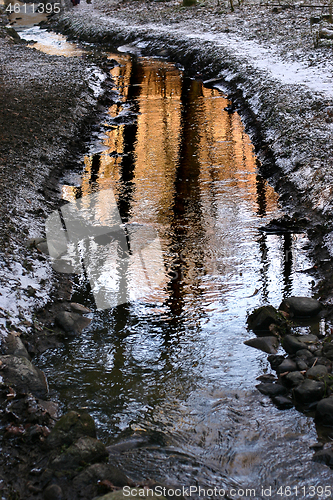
<box><xmin>268</xmin><ymin>354</ymin><xmax>285</xmax><ymax>370</ymax></box>
<box><xmin>73</xmin><ymin>463</ymin><xmax>131</xmax><ymax>491</ymax></box>
<box><xmin>323</xmin><ymin>342</ymin><xmax>333</xmax><ymax>361</ymax></box>
<box><xmin>279</xmin><ymin>296</ymin><xmax>322</xmax><ymax>318</ymax></box>
<box><xmin>293</xmin><ymin>379</ymin><xmax>325</xmax><ymax>404</ymax></box>
<box><xmin>296</xmin><ymin>359</ymin><xmax>308</xmax><ymax>371</ymax></box>
<box><xmin>306</xmin><ymin>365</ymin><xmax>328</xmax><ymax>380</ymax></box>
<box><xmin>244</xmin><ymin>336</ymin><xmax>279</xmax><ymax>354</ymax></box>
<box><xmin>43</xmin><ymin>484</ymin><xmax>63</xmax><ymax>500</ymax></box>
<box><xmin>247</xmin><ymin>306</ymin><xmax>284</xmax><ymax>335</ymax></box>
<box><xmin>46</xmin><ymin>410</ymin><xmax>96</xmax><ymax>448</ymax></box>
<box><xmin>256</xmin><ymin>383</ymin><xmax>287</xmax><ymax>397</ymax></box>
<box><xmin>0</xmin><ymin>355</ymin><xmax>48</xmax><ymax>398</ymax></box>
<box><xmin>50</xmin><ymin>437</ymin><xmax>108</xmax><ymax>470</ymax></box>
<box><xmin>55</xmin><ymin>311</ymin><xmax>91</xmax><ymax>336</ymax></box>
<box><xmin>1</xmin><ymin>334</ymin><xmax>30</xmax><ymax>359</ymax></box>
<box><xmin>271</xmin><ymin>395</ymin><xmax>294</xmax><ymax>410</ymax></box>
<box><xmin>282</xmin><ymin>335</ymin><xmax>308</xmax><ymax>355</ymax></box>
<box><xmin>276</xmin><ymin>358</ymin><xmax>297</xmax><ymax>374</ymax></box>
<box><xmin>315</xmin><ymin>397</ymin><xmax>333</xmax><ymax>426</ymax></box>
<box><xmin>285</xmin><ymin>371</ymin><xmax>304</xmax><ymax>387</ymax></box>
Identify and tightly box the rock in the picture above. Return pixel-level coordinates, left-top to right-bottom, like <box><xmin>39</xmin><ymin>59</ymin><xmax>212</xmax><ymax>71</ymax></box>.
<box><xmin>282</xmin><ymin>335</ymin><xmax>308</xmax><ymax>355</ymax></box>
<box><xmin>25</xmin><ymin>237</ymin><xmax>46</xmax><ymax>248</ymax></box>
<box><xmin>94</xmin><ymin>490</ymin><xmax>167</xmax><ymax>500</ymax></box>
<box><xmin>1</xmin><ymin>334</ymin><xmax>30</xmax><ymax>359</ymax></box>
<box><xmin>268</xmin><ymin>354</ymin><xmax>285</xmax><ymax>370</ymax></box>
<box><xmin>256</xmin><ymin>383</ymin><xmax>287</xmax><ymax>397</ymax></box>
<box><xmin>279</xmin><ymin>296</ymin><xmax>322</xmax><ymax>318</ymax></box>
<box><xmin>293</xmin><ymin>379</ymin><xmax>325</xmax><ymax>404</ymax></box>
<box><xmin>55</xmin><ymin>311</ymin><xmax>91</xmax><ymax>336</ymax></box>
<box><xmin>244</xmin><ymin>336</ymin><xmax>279</xmax><ymax>354</ymax></box>
<box><xmin>271</xmin><ymin>395</ymin><xmax>294</xmax><ymax>410</ymax></box>
<box><xmin>296</xmin><ymin>359</ymin><xmax>308</xmax><ymax>371</ymax></box>
<box><xmin>36</xmin><ymin>241</ymin><xmax>49</xmax><ymax>255</ymax></box>
<box><xmin>46</xmin><ymin>410</ymin><xmax>96</xmax><ymax>448</ymax></box>
<box><xmin>285</xmin><ymin>371</ymin><xmax>304</xmax><ymax>387</ymax></box>
<box><xmin>43</xmin><ymin>484</ymin><xmax>63</xmax><ymax>500</ymax></box>
<box><xmin>73</xmin><ymin>463</ymin><xmax>131</xmax><ymax>491</ymax></box>
<box><xmin>296</xmin><ymin>349</ymin><xmax>314</xmax><ymax>360</ymax></box>
<box><xmin>50</xmin><ymin>437</ymin><xmax>108</xmax><ymax>470</ymax></box>
<box><xmin>306</xmin><ymin>365</ymin><xmax>328</xmax><ymax>380</ymax></box>
<box><xmin>315</xmin><ymin>397</ymin><xmax>333</xmax><ymax>426</ymax></box>
<box><xmin>0</xmin><ymin>355</ymin><xmax>48</xmax><ymax>398</ymax></box>
<box><xmin>323</xmin><ymin>342</ymin><xmax>333</xmax><ymax>361</ymax></box>
<box><xmin>312</xmin><ymin>448</ymin><xmax>333</xmax><ymax>466</ymax></box>
<box><xmin>276</xmin><ymin>358</ymin><xmax>298</xmax><ymax>374</ymax></box>
<box><xmin>70</xmin><ymin>302</ymin><xmax>92</xmax><ymax>314</ymax></box>
<box><xmin>247</xmin><ymin>306</ymin><xmax>285</xmax><ymax>335</ymax></box>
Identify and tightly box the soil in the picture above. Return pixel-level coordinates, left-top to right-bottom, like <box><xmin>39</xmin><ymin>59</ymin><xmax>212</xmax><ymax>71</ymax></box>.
<box><xmin>0</xmin><ymin>0</ymin><xmax>333</xmax><ymax>497</ymax></box>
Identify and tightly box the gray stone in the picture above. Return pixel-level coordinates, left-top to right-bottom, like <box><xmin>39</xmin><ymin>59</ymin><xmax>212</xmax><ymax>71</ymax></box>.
<box><xmin>296</xmin><ymin>349</ymin><xmax>314</xmax><ymax>360</ymax></box>
<box><xmin>271</xmin><ymin>395</ymin><xmax>294</xmax><ymax>409</ymax></box>
<box><xmin>315</xmin><ymin>397</ymin><xmax>333</xmax><ymax>426</ymax></box>
<box><xmin>2</xmin><ymin>334</ymin><xmax>30</xmax><ymax>359</ymax></box>
<box><xmin>296</xmin><ymin>359</ymin><xmax>308</xmax><ymax>371</ymax></box>
<box><xmin>268</xmin><ymin>354</ymin><xmax>285</xmax><ymax>370</ymax></box>
<box><xmin>43</xmin><ymin>484</ymin><xmax>63</xmax><ymax>500</ymax></box>
<box><xmin>0</xmin><ymin>355</ymin><xmax>48</xmax><ymax>398</ymax></box>
<box><xmin>306</xmin><ymin>365</ymin><xmax>328</xmax><ymax>380</ymax></box>
<box><xmin>73</xmin><ymin>463</ymin><xmax>130</xmax><ymax>490</ymax></box>
<box><xmin>244</xmin><ymin>336</ymin><xmax>279</xmax><ymax>354</ymax></box>
<box><xmin>293</xmin><ymin>379</ymin><xmax>325</xmax><ymax>404</ymax></box>
<box><xmin>285</xmin><ymin>371</ymin><xmax>304</xmax><ymax>387</ymax></box>
<box><xmin>256</xmin><ymin>383</ymin><xmax>287</xmax><ymax>397</ymax></box>
<box><xmin>55</xmin><ymin>311</ymin><xmax>91</xmax><ymax>336</ymax></box>
<box><xmin>70</xmin><ymin>302</ymin><xmax>92</xmax><ymax>314</ymax></box>
<box><xmin>247</xmin><ymin>306</ymin><xmax>284</xmax><ymax>334</ymax></box>
<box><xmin>282</xmin><ymin>335</ymin><xmax>308</xmax><ymax>355</ymax></box>
<box><xmin>277</xmin><ymin>358</ymin><xmax>298</xmax><ymax>374</ymax></box>
<box><xmin>323</xmin><ymin>342</ymin><xmax>333</xmax><ymax>361</ymax></box>
<box><xmin>279</xmin><ymin>296</ymin><xmax>322</xmax><ymax>318</ymax></box>
<box><xmin>47</xmin><ymin>410</ymin><xmax>96</xmax><ymax>448</ymax></box>
<box><xmin>51</xmin><ymin>437</ymin><xmax>108</xmax><ymax>470</ymax></box>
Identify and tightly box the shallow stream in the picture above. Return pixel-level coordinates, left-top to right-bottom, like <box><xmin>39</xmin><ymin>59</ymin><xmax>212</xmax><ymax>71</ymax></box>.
<box><xmin>14</xmin><ymin>14</ymin><xmax>333</xmax><ymax>498</ymax></box>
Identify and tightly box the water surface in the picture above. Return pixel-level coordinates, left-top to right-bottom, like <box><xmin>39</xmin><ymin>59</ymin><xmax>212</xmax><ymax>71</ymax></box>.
<box><xmin>37</xmin><ymin>52</ymin><xmax>333</xmax><ymax>496</ymax></box>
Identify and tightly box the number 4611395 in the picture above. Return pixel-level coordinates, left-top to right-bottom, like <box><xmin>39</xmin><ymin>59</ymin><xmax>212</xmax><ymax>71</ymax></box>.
<box><xmin>6</xmin><ymin>3</ymin><xmax>61</xmax><ymax>14</ymax></box>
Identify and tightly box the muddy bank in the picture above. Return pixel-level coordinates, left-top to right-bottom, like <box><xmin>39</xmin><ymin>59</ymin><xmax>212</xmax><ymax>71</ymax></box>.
<box><xmin>0</xmin><ymin>25</ymin><xmax>116</xmax><ymax>498</ymax></box>
<box><xmin>50</xmin><ymin>1</ymin><xmax>333</xmax><ymax>297</ymax></box>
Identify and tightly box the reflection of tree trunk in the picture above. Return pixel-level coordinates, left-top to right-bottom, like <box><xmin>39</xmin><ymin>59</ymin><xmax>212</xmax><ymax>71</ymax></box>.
<box><xmin>167</xmin><ymin>78</ymin><xmax>205</xmax><ymax>318</ymax></box>
<box><xmin>282</xmin><ymin>232</ymin><xmax>293</xmax><ymax>297</ymax></box>
<box><xmin>118</xmin><ymin>57</ymin><xmax>144</xmax><ymax>223</ymax></box>
<box><xmin>255</xmin><ymin>174</ymin><xmax>267</xmax><ymax>217</ymax></box>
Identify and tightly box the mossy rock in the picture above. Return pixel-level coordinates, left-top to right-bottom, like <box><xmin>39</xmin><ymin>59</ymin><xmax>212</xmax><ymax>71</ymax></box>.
<box><xmin>47</xmin><ymin>410</ymin><xmax>96</xmax><ymax>448</ymax></box>
<box><xmin>247</xmin><ymin>305</ymin><xmax>288</xmax><ymax>336</ymax></box>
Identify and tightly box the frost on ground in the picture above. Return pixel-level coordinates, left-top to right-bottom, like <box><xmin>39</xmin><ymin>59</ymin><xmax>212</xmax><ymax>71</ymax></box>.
<box><xmin>55</xmin><ymin>0</ymin><xmax>333</xmax><ymax>239</ymax></box>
